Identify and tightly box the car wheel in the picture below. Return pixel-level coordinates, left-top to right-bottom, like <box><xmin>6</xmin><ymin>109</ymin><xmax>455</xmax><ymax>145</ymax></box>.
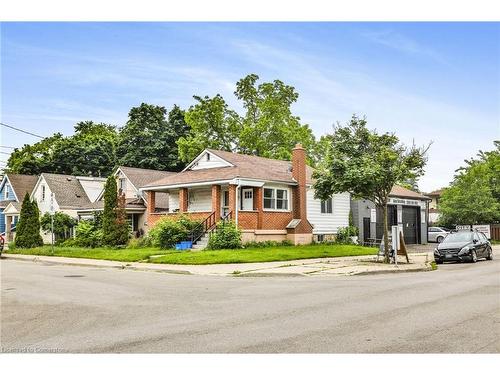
<box><xmin>471</xmin><ymin>250</ymin><xmax>478</xmax><ymax>263</ymax></box>
<box><xmin>486</xmin><ymin>247</ymin><xmax>493</xmax><ymax>260</ymax></box>
<box><xmin>437</xmin><ymin>236</ymin><xmax>444</xmax><ymax>243</ymax></box>
<box><xmin>436</xmin><ymin>259</ymin><xmax>443</xmax><ymax>264</ymax></box>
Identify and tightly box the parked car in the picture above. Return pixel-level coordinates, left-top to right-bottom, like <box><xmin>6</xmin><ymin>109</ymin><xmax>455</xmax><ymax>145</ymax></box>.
<box><xmin>428</xmin><ymin>227</ymin><xmax>450</xmax><ymax>243</ymax></box>
<box><xmin>434</xmin><ymin>230</ymin><xmax>493</xmax><ymax>264</ymax></box>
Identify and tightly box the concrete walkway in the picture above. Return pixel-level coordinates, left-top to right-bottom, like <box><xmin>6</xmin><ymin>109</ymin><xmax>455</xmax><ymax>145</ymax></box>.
<box><xmin>1</xmin><ymin>251</ymin><xmax>434</xmax><ymax>277</ymax></box>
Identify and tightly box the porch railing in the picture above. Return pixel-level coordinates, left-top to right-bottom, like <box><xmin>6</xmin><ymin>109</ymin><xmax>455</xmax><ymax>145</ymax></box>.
<box><xmin>221</xmin><ymin>210</ymin><xmax>232</xmax><ymax>224</ymax></box>
<box><xmin>188</xmin><ymin>211</ymin><xmax>217</xmax><ymax>244</ymax></box>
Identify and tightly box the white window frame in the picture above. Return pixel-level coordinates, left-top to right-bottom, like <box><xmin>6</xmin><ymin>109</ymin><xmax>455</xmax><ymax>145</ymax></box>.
<box><xmin>119</xmin><ymin>178</ymin><xmax>126</xmax><ymax>192</ymax></box>
<box><xmin>320</xmin><ymin>197</ymin><xmax>333</xmax><ymax>214</ymax></box>
<box><xmin>41</xmin><ymin>185</ymin><xmax>46</xmax><ymax>201</ymax></box>
<box><xmin>263</xmin><ymin>187</ymin><xmax>291</xmax><ymax>212</ymax></box>
<box><xmin>4</xmin><ymin>184</ymin><xmax>10</xmax><ymax>200</ymax></box>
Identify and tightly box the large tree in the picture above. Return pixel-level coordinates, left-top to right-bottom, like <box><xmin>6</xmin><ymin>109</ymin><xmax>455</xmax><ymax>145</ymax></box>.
<box><xmin>178</xmin><ymin>74</ymin><xmax>316</xmax><ymax>163</ymax></box>
<box><xmin>14</xmin><ymin>193</ymin><xmax>44</xmax><ymax>248</ymax></box>
<box><xmin>236</xmin><ymin>74</ymin><xmax>316</xmax><ymax>162</ymax></box>
<box><xmin>177</xmin><ymin>95</ymin><xmax>241</xmax><ymax>162</ymax></box>
<box><xmin>313</xmin><ymin>116</ymin><xmax>429</xmax><ymax>263</ymax></box>
<box><xmin>438</xmin><ymin>141</ymin><xmax>500</xmax><ymax>226</ymax></box>
<box><xmin>117</xmin><ymin>103</ymin><xmax>190</xmax><ymax>171</ymax></box>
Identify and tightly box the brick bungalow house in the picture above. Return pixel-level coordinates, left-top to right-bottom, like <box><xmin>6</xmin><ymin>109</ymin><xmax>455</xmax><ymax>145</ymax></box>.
<box><xmin>141</xmin><ymin>144</ymin><xmax>350</xmax><ymax>246</ymax></box>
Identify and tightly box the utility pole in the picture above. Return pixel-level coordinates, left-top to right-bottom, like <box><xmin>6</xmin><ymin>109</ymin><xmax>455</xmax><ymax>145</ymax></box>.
<box><xmin>50</xmin><ymin>192</ymin><xmax>55</xmax><ymax>254</ymax></box>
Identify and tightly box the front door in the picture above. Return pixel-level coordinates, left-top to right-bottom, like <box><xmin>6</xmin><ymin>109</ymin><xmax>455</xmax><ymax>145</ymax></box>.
<box><xmin>402</xmin><ymin>207</ymin><xmax>418</xmax><ymax>244</ymax></box>
<box><xmin>241</xmin><ymin>188</ymin><xmax>253</xmax><ymax>211</ymax></box>
<box><xmin>363</xmin><ymin>217</ymin><xmax>371</xmax><ymax>244</ymax></box>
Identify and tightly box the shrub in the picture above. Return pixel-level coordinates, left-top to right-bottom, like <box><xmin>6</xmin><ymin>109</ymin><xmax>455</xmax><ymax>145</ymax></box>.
<box><xmin>207</xmin><ymin>221</ymin><xmax>242</xmax><ymax>250</ymax></box>
<box><xmin>147</xmin><ymin>215</ymin><xmax>202</xmax><ymax>249</ymax></box>
<box><xmin>74</xmin><ymin>220</ymin><xmax>103</xmax><ymax>248</ymax></box>
<box><xmin>15</xmin><ymin>193</ymin><xmax>43</xmax><ymax>248</ymax></box>
<box><xmin>335</xmin><ymin>226</ymin><xmax>359</xmax><ymax>244</ymax></box>
<box><xmin>40</xmin><ymin>212</ymin><xmax>77</xmax><ymax>243</ymax></box>
<box><xmin>243</xmin><ymin>240</ymin><xmax>292</xmax><ymax>248</ymax></box>
<box><xmin>127</xmin><ymin>236</ymin><xmax>151</xmax><ymax>249</ymax></box>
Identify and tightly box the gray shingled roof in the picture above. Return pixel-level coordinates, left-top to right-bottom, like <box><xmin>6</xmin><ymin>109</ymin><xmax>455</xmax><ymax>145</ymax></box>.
<box><xmin>41</xmin><ymin>173</ymin><xmax>93</xmax><ymax>209</ymax></box>
<box><xmin>5</xmin><ymin>174</ymin><xmax>38</xmax><ymax>201</ymax></box>
<box><xmin>118</xmin><ymin>166</ymin><xmax>176</xmax><ymax>189</ymax></box>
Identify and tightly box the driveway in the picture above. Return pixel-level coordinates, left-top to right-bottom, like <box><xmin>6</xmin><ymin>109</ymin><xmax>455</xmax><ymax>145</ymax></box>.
<box><xmin>1</xmin><ymin>248</ymin><xmax>499</xmax><ymax>353</ymax></box>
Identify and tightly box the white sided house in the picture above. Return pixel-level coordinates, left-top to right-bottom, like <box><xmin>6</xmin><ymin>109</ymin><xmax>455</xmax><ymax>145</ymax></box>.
<box><xmin>141</xmin><ymin>145</ymin><xmax>350</xmax><ymax>246</ymax></box>
<box><xmin>31</xmin><ymin>173</ymin><xmax>106</xmax><ymax>243</ymax></box>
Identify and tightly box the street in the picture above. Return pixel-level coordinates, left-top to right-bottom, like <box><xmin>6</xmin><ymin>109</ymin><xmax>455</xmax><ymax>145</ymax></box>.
<box><xmin>1</xmin><ymin>252</ymin><xmax>499</xmax><ymax>353</ymax></box>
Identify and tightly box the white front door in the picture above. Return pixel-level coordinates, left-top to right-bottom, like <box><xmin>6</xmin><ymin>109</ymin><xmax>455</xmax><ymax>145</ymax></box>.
<box><xmin>242</xmin><ymin>188</ymin><xmax>253</xmax><ymax>211</ymax></box>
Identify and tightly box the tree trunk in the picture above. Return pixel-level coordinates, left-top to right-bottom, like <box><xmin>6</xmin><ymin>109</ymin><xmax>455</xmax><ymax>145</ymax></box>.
<box><xmin>383</xmin><ymin>202</ymin><xmax>390</xmax><ymax>264</ymax></box>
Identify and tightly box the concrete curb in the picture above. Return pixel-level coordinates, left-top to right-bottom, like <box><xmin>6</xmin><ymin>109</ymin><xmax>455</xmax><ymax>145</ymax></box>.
<box><xmin>1</xmin><ymin>253</ymin><xmax>433</xmax><ymax>277</ymax></box>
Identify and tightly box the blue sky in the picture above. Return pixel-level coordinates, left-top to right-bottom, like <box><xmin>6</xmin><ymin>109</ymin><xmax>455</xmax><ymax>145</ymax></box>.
<box><xmin>1</xmin><ymin>22</ymin><xmax>499</xmax><ymax>191</ymax></box>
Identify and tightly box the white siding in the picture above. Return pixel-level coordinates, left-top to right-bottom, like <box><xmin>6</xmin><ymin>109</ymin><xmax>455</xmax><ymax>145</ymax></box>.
<box><xmin>169</xmin><ymin>189</ymin><xmax>180</xmax><ymax>211</ymax></box>
<box><xmin>116</xmin><ymin>170</ymin><xmax>138</xmax><ymax>199</ymax></box>
<box><xmin>190</xmin><ymin>151</ymin><xmax>230</xmax><ymax>170</ymax></box>
<box><xmin>306</xmin><ymin>188</ymin><xmax>350</xmax><ymax>234</ymax></box>
<box><xmin>33</xmin><ymin>177</ymin><xmax>60</xmax><ymax>216</ymax></box>
<box><xmin>188</xmin><ymin>187</ymin><xmax>212</xmax><ymax>212</ymax></box>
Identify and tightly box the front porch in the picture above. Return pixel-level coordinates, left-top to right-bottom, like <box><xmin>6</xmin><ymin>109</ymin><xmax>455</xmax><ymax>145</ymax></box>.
<box><xmin>145</xmin><ymin>182</ymin><xmax>308</xmax><ymax>244</ymax></box>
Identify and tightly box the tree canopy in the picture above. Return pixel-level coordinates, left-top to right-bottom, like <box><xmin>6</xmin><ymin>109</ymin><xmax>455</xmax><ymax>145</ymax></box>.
<box><xmin>178</xmin><ymin>74</ymin><xmax>316</xmax><ymax>163</ymax></box>
<box><xmin>438</xmin><ymin>141</ymin><xmax>500</xmax><ymax>226</ymax></box>
<box><xmin>14</xmin><ymin>193</ymin><xmax>44</xmax><ymax>248</ymax></box>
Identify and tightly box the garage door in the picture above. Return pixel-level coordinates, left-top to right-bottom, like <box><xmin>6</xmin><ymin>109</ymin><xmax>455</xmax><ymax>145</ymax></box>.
<box><xmin>402</xmin><ymin>206</ymin><xmax>418</xmax><ymax>244</ymax></box>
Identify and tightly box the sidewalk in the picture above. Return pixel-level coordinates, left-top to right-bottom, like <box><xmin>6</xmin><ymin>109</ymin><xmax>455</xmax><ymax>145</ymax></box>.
<box><xmin>1</xmin><ymin>252</ymin><xmax>434</xmax><ymax>277</ymax></box>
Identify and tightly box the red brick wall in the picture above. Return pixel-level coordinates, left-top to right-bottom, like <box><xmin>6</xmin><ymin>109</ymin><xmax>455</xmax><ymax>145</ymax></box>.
<box><xmin>211</xmin><ymin>185</ymin><xmax>221</xmax><ymax>220</ymax></box>
<box><xmin>261</xmin><ymin>211</ymin><xmax>294</xmax><ymax>230</ymax></box>
<box><xmin>179</xmin><ymin>188</ymin><xmax>188</xmax><ymax>212</ymax></box>
<box><xmin>292</xmin><ymin>144</ymin><xmax>313</xmax><ymax>234</ymax></box>
<box><xmin>238</xmin><ymin>211</ymin><xmax>258</xmax><ymax>229</ymax></box>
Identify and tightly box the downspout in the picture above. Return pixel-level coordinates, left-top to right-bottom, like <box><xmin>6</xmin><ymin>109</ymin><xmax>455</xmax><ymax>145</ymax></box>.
<box><xmin>235</xmin><ymin>178</ymin><xmax>241</xmax><ymax>227</ymax></box>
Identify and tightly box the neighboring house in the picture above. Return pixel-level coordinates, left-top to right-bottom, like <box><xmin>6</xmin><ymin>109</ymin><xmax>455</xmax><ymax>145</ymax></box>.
<box><xmin>30</xmin><ymin>173</ymin><xmax>106</xmax><ymax>243</ymax></box>
<box><xmin>351</xmin><ymin>186</ymin><xmax>431</xmax><ymax>245</ymax></box>
<box><xmin>0</xmin><ymin>174</ymin><xmax>38</xmax><ymax>241</ymax></box>
<box><xmin>77</xmin><ymin>166</ymin><xmax>175</xmax><ymax>235</ymax></box>
<box><xmin>426</xmin><ymin>188</ymin><xmax>444</xmax><ymax>225</ymax></box>
<box><xmin>141</xmin><ymin>144</ymin><xmax>350</xmax><ymax>246</ymax></box>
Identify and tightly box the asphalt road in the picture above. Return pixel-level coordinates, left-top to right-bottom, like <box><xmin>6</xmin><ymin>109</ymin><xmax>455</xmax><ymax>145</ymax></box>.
<box><xmin>1</xmin><ymin>251</ymin><xmax>499</xmax><ymax>353</ymax></box>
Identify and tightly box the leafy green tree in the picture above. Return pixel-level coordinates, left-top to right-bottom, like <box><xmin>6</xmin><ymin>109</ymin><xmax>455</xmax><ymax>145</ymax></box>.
<box><xmin>5</xmin><ymin>134</ymin><xmax>63</xmax><ymax>175</ymax></box>
<box><xmin>313</xmin><ymin>116</ymin><xmax>429</xmax><ymax>263</ymax></box>
<box><xmin>14</xmin><ymin>193</ymin><xmax>44</xmax><ymax>248</ymax></box>
<box><xmin>177</xmin><ymin>95</ymin><xmax>241</xmax><ymax>162</ymax></box>
<box><xmin>115</xmin><ymin>192</ymin><xmax>130</xmax><ymax>246</ymax></box>
<box><xmin>178</xmin><ymin>74</ymin><xmax>316</xmax><ymax>163</ymax></box>
<box><xmin>439</xmin><ymin>141</ymin><xmax>500</xmax><ymax>226</ymax></box>
<box><xmin>102</xmin><ymin>175</ymin><xmax>118</xmax><ymax>246</ymax></box>
<box><xmin>51</xmin><ymin>121</ymin><xmax>117</xmax><ymax>177</ymax></box>
<box><xmin>236</xmin><ymin>74</ymin><xmax>316</xmax><ymax>162</ymax></box>
<box><xmin>40</xmin><ymin>212</ymin><xmax>77</xmax><ymax>242</ymax></box>
<box><xmin>117</xmin><ymin>103</ymin><xmax>190</xmax><ymax>171</ymax></box>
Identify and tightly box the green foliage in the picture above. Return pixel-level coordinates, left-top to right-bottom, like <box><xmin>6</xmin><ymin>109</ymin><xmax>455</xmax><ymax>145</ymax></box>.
<box><xmin>242</xmin><ymin>240</ymin><xmax>293</xmax><ymax>248</ymax></box>
<box><xmin>72</xmin><ymin>220</ymin><xmax>103</xmax><ymax>248</ymax></box>
<box><xmin>178</xmin><ymin>74</ymin><xmax>316</xmax><ymax>164</ymax></box>
<box><xmin>178</xmin><ymin>94</ymin><xmax>241</xmax><ymax>162</ymax></box>
<box><xmin>147</xmin><ymin>218</ymin><xmax>190</xmax><ymax>249</ymax></box>
<box><xmin>438</xmin><ymin>141</ymin><xmax>500</xmax><ymax>226</ymax></box>
<box><xmin>207</xmin><ymin>221</ymin><xmax>242</xmax><ymax>250</ymax></box>
<box><xmin>115</xmin><ymin>193</ymin><xmax>130</xmax><ymax>246</ymax></box>
<box><xmin>313</xmin><ymin>116</ymin><xmax>429</xmax><ymax>262</ymax></box>
<box><xmin>14</xmin><ymin>193</ymin><xmax>44</xmax><ymax>248</ymax></box>
<box><xmin>40</xmin><ymin>212</ymin><xmax>77</xmax><ymax>243</ymax></box>
<box><xmin>117</xmin><ymin>103</ymin><xmax>189</xmax><ymax>171</ymax></box>
<box><xmin>335</xmin><ymin>226</ymin><xmax>359</xmax><ymax>244</ymax></box>
<box><xmin>102</xmin><ymin>175</ymin><xmax>118</xmax><ymax>246</ymax></box>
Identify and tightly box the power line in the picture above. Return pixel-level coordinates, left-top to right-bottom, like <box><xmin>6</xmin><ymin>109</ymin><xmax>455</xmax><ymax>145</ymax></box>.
<box><xmin>0</xmin><ymin>122</ymin><xmax>45</xmax><ymax>139</ymax></box>
<box><xmin>0</xmin><ymin>145</ymin><xmax>16</xmax><ymax>149</ymax></box>
<box><xmin>0</xmin><ymin>151</ymin><xmax>12</xmax><ymax>155</ymax></box>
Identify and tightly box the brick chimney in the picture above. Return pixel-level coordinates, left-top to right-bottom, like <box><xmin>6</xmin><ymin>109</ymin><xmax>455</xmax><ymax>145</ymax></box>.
<box><xmin>292</xmin><ymin>143</ymin><xmax>307</xmax><ymax>223</ymax></box>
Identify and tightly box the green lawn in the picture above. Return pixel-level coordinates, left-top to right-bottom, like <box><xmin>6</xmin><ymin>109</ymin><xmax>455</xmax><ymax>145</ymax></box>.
<box><xmin>5</xmin><ymin>244</ymin><xmax>377</xmax><ymax>265</ymax></box>
<box><xmin>5</xmin><ymin>246</ymin><xmax>173</xmax><ymax>262</ymax></box>
<box><xmin>148</xmin><ymin>244</ymin><xmax>377</xmax><ymax>265</ymax></box>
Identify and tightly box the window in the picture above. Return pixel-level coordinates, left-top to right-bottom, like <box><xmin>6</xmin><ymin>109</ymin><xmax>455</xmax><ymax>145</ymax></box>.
<box><xmin>206</xmin><ymin>153</ymin><xmax>211</xmax><ymax>161</ymax></box>
<box><xmin>119</xmin><ymin>178</ymin><xmax>126</xmax><ymax>192</ymax></box>
<box><xmin>429</xmin><ymin>227</ymin><xmax>439</xmax><ymax>232</ymax></box>
<box><xmin>5</xmin><ymin>185</ymin><xmax>9</xmax><ymax>199</ymax></box>
<box><xmin>263</xmin><ymin>187</ymin><xmax>289</xmax><ymax>211</ymax></box>
<box><xmin>222</xmin><ymin>190</ymin><xmax>229</xmax><ymax>207</ymax></box>
<box><xmin>41</xmin><ymin>185</ymin><xmax>46</xmax><ymax>201</ymax></box>
<box><xmin>320</xmin><ymin>198</ymin><xmax>333</xmax><ymax>214</ymax></box>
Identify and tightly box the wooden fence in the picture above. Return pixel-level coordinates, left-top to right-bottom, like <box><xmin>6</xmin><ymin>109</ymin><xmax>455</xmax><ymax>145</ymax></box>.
<box><xmin>491</xmin><ymin>224</ymin><xmax>500</xmax><ymax>241</ymax></box>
